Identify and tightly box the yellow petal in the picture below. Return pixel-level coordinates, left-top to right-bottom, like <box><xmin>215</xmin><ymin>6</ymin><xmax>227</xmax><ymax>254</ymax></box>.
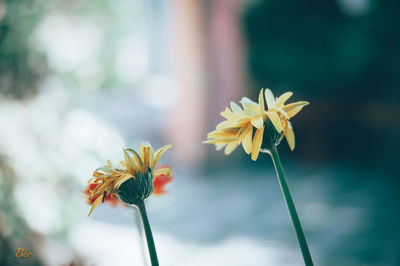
<box><xmin>267</xmin><ymin>111</ymin><xmax>282</xmax><ymax>132</ymax></box>
<box><xmin>123</xmin><ymin>149</ymin><xmax>135</xmax><ymax>174</ymax></box>
<box><xmin>241</xmin><ymin>125</ymin><xmax>253</xmax><ymax>154</ymax></box>
<box><xmin>251</xmin><ymin>126</ymin><xmax>264</xmax><ymax>161</ymax></box>
<box><xmin>152</xmin><ymin>144</ymin><xmax>172</xmax><ymax>170</ymax></box>
<box><xmin>232</xmin><ymin>117</ymin><xmax>252</xmax><ymax>127</ymax></box>
<box><xmin>258</xmin><ymin>89</ymin><xmax>265</xmax><ymax>112</ymax></box>
<box><xmin>140</xmin><ymin>142</ymin><xmax>152</xmax><ymax>169</ymax></box>
<box><xmin>224</xmin><ymin>141</ymin><xmax>240</xmax><ymax>155</ymax></box>
<box><xmin>115</xmin><ymin>174</ymin><xmax>134</xmax><ymax>189</ymax></box>
<box><xmin>264</xmin><ymin>89</ymin><xmax>276</xmax><ymax>109</ymax></box>
<box><xmin>208</xmin><ymin>129</ymin><xmax>237</xmax><ymax>139</ymax></box>
<box><xmin>243</xmin><ymin>107</ymin><xmax>259</xmax><ymax>117</ymax></box>
<box><xmin>251</xmin><ymin>116</ymin><xmax>264</xmax><ymax>129</ymax></box>
<box><xmin>221</xmin><ymin>107</ymin><xmax>235</xmax><ymax>120</ymax></box>
<box><xmin>285</xmin><ymin>124</ymin><xmax>295</xmax><ymax>151</ymax></box>
<box><xmin>126</xmin><ymin>148</ymin><xmax>143</xmax><ymax>171</ymax></box>
<box><xmin>216</xmin><ymin>120</ymin><xmax>236</xmax><ymax>130</ymax></box>
<box><xmin>275</xmin><ymin>91</ymin><xmax>293</xmax><ymax>108</ymax></box>
<box><xmin>270</xmin><ymin>106</ymin><xmax>289</xmax><ymax>119</ymax></box>
<box><xmin>88</xmin><ymin>195</ymin><xmax>104</xmax><ymax>217</ymax></box>
<box><xmin>202</xmin><ymin>137</ymin><xmax>238</xmax><ymax>144</ymax></box>
<box><xmin>240</xmin><ymin>97</ymin><xmax>258</xmax><ymax>108</ymax></box>
<box><xmin>155</xmin><ymin>167</ymin><xmax>172</xmax><ymax>177</ymax></box>
<box><xmin>215</xmin><ymin>143</ymin><xmax>225</xmax><ymax>151</ymax></box>
<box><xmin>283</xmin><ymin>101</ymin><xmax>309</xmax><ymax>118</ymax></box>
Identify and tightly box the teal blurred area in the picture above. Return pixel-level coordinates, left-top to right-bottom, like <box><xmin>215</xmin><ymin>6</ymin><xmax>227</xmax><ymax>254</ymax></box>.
<box><xmin>0</xmin><ymin>0</ymin><xmax>399</xmax><ymax>265</ymax></box>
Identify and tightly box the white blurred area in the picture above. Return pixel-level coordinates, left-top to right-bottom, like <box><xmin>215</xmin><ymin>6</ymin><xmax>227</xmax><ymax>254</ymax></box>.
<box><xmin>68</xmin><ymin>221</ymin><xmax>301</xmax><ymax>266</ymax></box>
<box><xmin>0</xmin><ymin>1</ymin><xmax>325</xmax><ymax>266</ymax></box>
<box><xmin>0</xmin><ymin>0</ymin><xmax>230</xmax><ymax>265</ymax></box>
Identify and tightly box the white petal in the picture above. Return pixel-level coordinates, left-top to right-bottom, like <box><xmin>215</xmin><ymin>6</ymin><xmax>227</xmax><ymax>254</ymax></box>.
<box><xmin>230</xmin><ymin>102</ymin><xmax>244</xmax><ymax>114</ymax></box>
<box><xmin>264</xmin><ymin>89</ymin><xmax>276</xmax><ymax>109</ymax></box>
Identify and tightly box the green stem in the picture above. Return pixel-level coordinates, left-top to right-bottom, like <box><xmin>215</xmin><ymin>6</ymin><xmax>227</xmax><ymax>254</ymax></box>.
<box><xmin>134</xmin><ymin>209</ymin><xmax>149</xmax><ymax>266</ymax></box>
<box><xmin>137</xmin><ymin>200</ymin><xmax>159</xmax><ymax>266</ymax></box>
<box><xmin>269</xmin><ymin>144</ymin><xmax>313</xmax><ymax>266</ymax></box>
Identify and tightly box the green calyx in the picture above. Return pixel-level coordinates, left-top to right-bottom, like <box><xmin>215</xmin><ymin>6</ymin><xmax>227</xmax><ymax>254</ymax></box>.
<box><xmin>260</xmin><ymin>118</ymin><xmax>284</xmax><ymax>151</ymax></box>
<box><xmin>117</xmin><ymin>168</ymin><xmax>153</xmax><ymax>205</ymax></box>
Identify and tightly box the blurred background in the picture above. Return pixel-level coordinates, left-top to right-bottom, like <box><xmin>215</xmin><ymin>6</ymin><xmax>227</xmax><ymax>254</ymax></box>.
<box><xmin>0</xmin><ymin>0</ymin><xmax>399</xmax><ymax>265</ymax></box>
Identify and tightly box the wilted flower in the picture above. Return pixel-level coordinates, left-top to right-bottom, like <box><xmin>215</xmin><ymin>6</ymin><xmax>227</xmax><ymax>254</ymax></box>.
<box><xmin>204</xmin><ymin>88</ymin><xmax>309</xmax><ymax>160</ymax></box>
<box><xmin>85</xmin><ymin>142</ymin><xmax>172</xmax><ymax>216</ymax></box>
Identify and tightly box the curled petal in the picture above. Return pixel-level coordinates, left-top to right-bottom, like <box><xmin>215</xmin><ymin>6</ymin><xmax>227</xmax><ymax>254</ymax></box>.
<box><xmin>152</xmin><ymin>144</ymin><xmax>172</xmax><ymax>170</ymax></box>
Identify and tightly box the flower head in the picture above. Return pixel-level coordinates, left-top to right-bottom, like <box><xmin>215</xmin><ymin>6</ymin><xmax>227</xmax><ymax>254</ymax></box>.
<box><xmin>204</xmin><ymin>89</ymin><xmax>309</xmax><ymax>160</ymax></box>
<box><xmin>85</xmin><ymin>142</ymin><xmax>172</xmax><ymax>216</ymax></box>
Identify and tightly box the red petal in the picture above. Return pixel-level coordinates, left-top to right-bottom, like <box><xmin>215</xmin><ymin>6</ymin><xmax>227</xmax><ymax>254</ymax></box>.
<box><xmin>153</xmin><ymin>174</ymin><xmax>173</xmax><ymax>195</ymax></box>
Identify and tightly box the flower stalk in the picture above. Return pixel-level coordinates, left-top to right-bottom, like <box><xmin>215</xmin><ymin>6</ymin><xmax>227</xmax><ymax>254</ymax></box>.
<box><xmin>267</xmin><ymin>144</ymin><xmax>313</xmax><ymax>266</ymax></box>
<box><xmin>136</xmin><ymin>200</ymin><xmax>159</xmax><ymax>266</ymax></box>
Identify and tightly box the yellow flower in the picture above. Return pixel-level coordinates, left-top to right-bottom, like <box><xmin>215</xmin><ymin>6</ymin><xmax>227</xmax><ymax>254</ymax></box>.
<box><xmin>204</xmin><ymin>89</ymin><xmax>309</xmax><ymax>160</ymax></box>
<box><xmin>86</xmin><ymin>142</ymin><xmax>172</xmax><ymax>216</ymax></box>
<box><xmin>203</xmin><ymin>89</ymin><xmax>267</xmax><ymax>160</ymax></box>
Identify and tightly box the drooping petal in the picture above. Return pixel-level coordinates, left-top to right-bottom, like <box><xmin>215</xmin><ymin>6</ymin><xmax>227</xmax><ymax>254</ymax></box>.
<box><xmin>285</xmin><ymin>123</ymin><xmax>295</xmax><ymax>151</ymax></box>
<box><xmin>241</xmin><ymin>125</ymin><xmax>253</xmax><ymax>154</ymax></box>
<box><xmin>264</xmin><ymin>89</ymin><xmax>276</xmax><ymax>109</ymax></box>
<box><xmin>267</xmin><ymin>111</ymin><xmax>283</xmax><ymax>132</ymax></box>
<box><xmin>224</xmin><ymin>140</ymin><xmax>240</xmax><ymax>155</ymax></box>
<box><xmin>251</xmin><ymin>126</ymin><xmax>264</xmax><ymax>161</ymax></box>
<box><xmin>275</xmin><ymin>91</ymin><xmax>293</xmax><ymax>108</ymax></box>
<box><xmin>215</xmin><ymin>143</ymin><xmax>225</xmax><ymax>150</ymax></box>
